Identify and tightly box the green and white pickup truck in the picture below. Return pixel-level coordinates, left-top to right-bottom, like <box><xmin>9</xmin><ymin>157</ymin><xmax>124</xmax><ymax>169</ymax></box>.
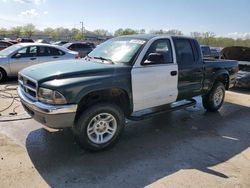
<box><xmin>18</xmin><ymin>35</ymin><xmax>238</xmax><ymax>151</ymax></box>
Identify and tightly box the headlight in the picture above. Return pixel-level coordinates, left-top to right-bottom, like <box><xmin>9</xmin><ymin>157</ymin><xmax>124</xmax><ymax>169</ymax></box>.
<box><xmin>38</xmin><ymin>87</ymin><xmax>67</xmax><ymax>105</ymax></box>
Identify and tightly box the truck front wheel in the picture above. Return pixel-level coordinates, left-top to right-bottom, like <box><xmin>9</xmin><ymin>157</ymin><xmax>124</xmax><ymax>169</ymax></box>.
<box><xmin>202</xmin><ymin>82</ymin><xmax>225</xmax><ymax>112</ymax></box>
<box><xmin>73</xmin><ymin>103</ymin><xmax>125</xmax><ymax>151</ymax></box>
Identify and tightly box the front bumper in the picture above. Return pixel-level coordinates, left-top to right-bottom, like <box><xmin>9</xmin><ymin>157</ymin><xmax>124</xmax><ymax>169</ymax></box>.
<box><xmin>17</xmin><ymin>87</ymin><xmax>78</xmax><ymax>129</ymax></box>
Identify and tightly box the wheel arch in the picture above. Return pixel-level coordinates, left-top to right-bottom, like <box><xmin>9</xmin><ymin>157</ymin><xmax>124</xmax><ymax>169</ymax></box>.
<box><xmin>75</xmin><ymin>87</ymin><xmax>133</xmax><ymax>122</ymax></box>
<box><xmin>212</xmin><ymin>71</ymin><xmax>230</xmax><ymax>90</ymax></box>
<box><xmin>0</xmin><ymin>66</ymin><xmax>8</xmax><ymax>80</ymax></box>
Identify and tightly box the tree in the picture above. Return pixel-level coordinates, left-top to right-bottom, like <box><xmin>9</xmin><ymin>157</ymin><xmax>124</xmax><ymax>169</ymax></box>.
<box><xmin>22</xmin><ymin>24</ymin><xmax>36</xmax><ymax>38</ymax></box>
<box><xmin>165</xmin><ymin>29</ymin><xmax>183</xmax><ymax>36</ymax></box>
<box><xmin>114</xmin><ymin>28</ymin><xmax>124</xmax><ymax>36</ymax></box>
<box><xmin>71</xmin><ymin>29</ymin><xmax>84</xmax><ymax>41</ymax></box>
<box><xmin>0</xmin><ymin>28</ymin><xmax>8</xmax><ymax>37</ymax></box>
<box><xmin>10</xmin><ymin>26</ymin><xmax>22</xmax><ymax>38</ymax></box>
<box><xmin>203</xmin><ymin>32</ymin><xmax>216</xmax><ymax>45</ymax></box>
<box><xmin>150</xmin><ymin>29</ymin><xmax>183</xmax><ymax>35</ymax></box>
<box><xmin>93</xmin><ymin>29</ymin><xmax>110</xmax><ymax>36</ymax></box>
<box><xmin>44</xmin><ymin>27</ymin><xmax>55</xmax><ymax>39</ymax></box>
<box><xmin>114</xmin><ymin>28</ymin><xmax>138</xmax><ymax>36</ymax></box>
<box><xmin>138</xmin><ymin>29</ymin><xmax>146</xmax><ymax>34</ymax></box>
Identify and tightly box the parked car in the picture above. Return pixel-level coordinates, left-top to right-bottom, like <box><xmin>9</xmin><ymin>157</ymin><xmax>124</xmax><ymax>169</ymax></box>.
<box><xmin>36</xmin><ymin>39</ymin><xmax>50</xmax><ymax>44</ymax></box>
<box><xmin>200</xmin><ymin>45</ymin><xmax>212</xmax><ymax>58</ymax></box>
<box><xmin>210</xmin><ymin>47</ymin><xmax>221</xmax><ymax>59</ymax></box>
<box><xmin>17</xmin><ymin>38</ymin><xmax>34</xmax><ymax>43</ymax></box>
<box><xmin>0</xmin><ymin>41</ymin><xmax>13</xmax><ymax>51</ymax></box>
<box><xmin>18</xmin><ymin>35</ymin><xmax>238</xmax><ymax>151</ymax></box>
<box><xmin>221</xmin><ymin>46</ymin><xmax>250</xmax><ymax>88</ymax></box>
<box><xmin>52</xmin><ymin>41</ymin><xmax>69</xmax><ymax>46</ymax></box>
<box><xmin>63</xmin><ymin>42</ymin><xmax>94</xmax><ymax>58</ymax></box>
<box><xmin>0</xmin><ymin>43</ymin><xmax>78</xmax><ymax>81</ymax></box>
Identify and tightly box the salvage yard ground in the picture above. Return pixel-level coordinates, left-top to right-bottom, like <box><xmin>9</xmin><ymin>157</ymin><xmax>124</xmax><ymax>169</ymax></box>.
<box><xmin>0</xmin><ymin>80</ymin><xmax>250</xmax><ymax>188</ymax></box>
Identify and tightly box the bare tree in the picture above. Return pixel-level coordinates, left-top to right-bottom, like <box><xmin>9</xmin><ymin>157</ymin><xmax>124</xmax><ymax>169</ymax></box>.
<box><xmin>10</xmin><ymin>26</ymin><xmax>22</xmax><ymax>38</ymax></box>
<box><xmin>23</xmin><ymin>24</ymin><xmax>36</xmax><ymax>38</ymax></box>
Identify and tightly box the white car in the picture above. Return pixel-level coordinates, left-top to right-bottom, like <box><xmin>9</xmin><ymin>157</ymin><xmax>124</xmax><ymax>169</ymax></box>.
<box><xmin>0</xmin><ymin>43</ymin><xmax>78</xmax><ymax>82</ymax></box>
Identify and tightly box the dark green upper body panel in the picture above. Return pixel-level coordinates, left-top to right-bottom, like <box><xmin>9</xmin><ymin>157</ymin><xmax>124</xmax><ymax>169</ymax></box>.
<box><xmin>20</xmin><ymin>59</ymin><xmax>133</xmax><ymax>104</ymax></box>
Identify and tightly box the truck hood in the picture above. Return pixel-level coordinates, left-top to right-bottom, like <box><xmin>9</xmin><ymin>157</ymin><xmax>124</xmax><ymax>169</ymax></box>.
<box><xmin>20</xmin><ymin>59</ymin><xmax>130</xmax><ymax>83</ymax></box>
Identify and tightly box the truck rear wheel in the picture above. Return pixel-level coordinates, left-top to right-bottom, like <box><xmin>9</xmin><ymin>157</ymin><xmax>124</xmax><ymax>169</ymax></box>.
<box><xmin>73</xmin><ymin>103</ymin><xmax>125</xmax><ymax>151</ymax></box>
<box><xmin>202</xmin><ymin>82</ymin><xmax>225</xmax><ymax>112</ymax></box>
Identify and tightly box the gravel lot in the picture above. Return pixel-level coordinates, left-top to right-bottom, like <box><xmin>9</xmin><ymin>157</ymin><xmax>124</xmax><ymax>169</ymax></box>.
<box><xmin>0</xmin><ymin>80</ymin><xmax>250</xmax><ymax>188</ymax></box>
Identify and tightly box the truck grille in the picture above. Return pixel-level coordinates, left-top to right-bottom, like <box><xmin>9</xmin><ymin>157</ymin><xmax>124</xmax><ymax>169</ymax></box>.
<box><xmin>18</xmin><ymin>74</ymin><xmax>38</xmax><ymax>100</ymax></box>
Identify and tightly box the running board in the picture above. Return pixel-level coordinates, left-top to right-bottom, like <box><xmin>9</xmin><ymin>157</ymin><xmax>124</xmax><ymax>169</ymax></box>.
<box><xmin>128</xmin><ymin>99</ymin><xmax>197</xmax><ymax>121</ymax></box>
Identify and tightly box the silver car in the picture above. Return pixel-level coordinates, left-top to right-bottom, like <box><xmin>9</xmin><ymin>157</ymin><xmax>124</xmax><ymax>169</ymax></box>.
<box><xmin>0</xmin><ymin>43</ymin><xmax>78</xmax><ymax>82</ymax></box>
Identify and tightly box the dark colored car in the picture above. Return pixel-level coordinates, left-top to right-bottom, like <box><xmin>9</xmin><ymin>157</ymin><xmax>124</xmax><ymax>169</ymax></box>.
<box><xmin>17</xmin><ymin>38</ymin><xmax>34</xmax><ymax>43</ymax></box>
<box><xmin>210</xmin><ymin>48</ymin><xmax>221</xmax><ymax>59</ymax></box>
<box><xmin>221</xmin><ymin>46</ymin><xmax>250</xmax><ymax>88</ymax></box>
<box><xmin>63</xmin><ymin>42</ymin><xmax>94</xmax><ymax>58</ymax></box>
<box><xmin>0</xmin><ymin>41</ymin><xmax>13</xmax><ymax>51</ymax></box>
<box><xmin>52</xmin><ymin>41</ymin><xmax>69</xmax><ymax>46</ymax></box>
<box><xmin>200</xmin><ymin>45</ymin><xmax>212</xmax><ymax>58</ymax></box>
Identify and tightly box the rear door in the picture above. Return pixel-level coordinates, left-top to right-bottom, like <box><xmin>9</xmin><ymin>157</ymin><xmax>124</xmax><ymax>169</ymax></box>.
<box><xmin>131</xmin><ymin>38</ymin><xmax>178</xmax><ymax>112</ymax></box>
<box><xmin>173</xmin><ymin>38</ymin><xmax>204</xmax><ymax>100</ymax></box>
<box><xmin>37</xmin><ymin>46</ymin><xmax>66</xmax><ymax>63</ymax></box>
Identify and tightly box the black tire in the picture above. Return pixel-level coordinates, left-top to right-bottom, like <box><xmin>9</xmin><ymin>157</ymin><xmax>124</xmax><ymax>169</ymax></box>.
<box><xmin>0</xmin><ymin>68</ymin><xmax>7</xmax><ymax>82</ymax></box>
<box><xmin>73</xmin><ymin>103</ymin><xmax>125</xmax><ymax>151</ymax></box>
<box><xmin>202</xmin><ymin>82</ymin><xmax>225</xmax><ymax>112</ymax></box>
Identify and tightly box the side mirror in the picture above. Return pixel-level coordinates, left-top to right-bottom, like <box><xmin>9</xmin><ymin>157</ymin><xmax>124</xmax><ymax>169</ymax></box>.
<box><xmin>144</xmin><ymin>53</ymin><xmax>164</xmax><ymax>64</ymax></box>
<box><xmin>13</xmin><ymin>53</ymin><xmax>22</xmax><ymax>59</ymax></box>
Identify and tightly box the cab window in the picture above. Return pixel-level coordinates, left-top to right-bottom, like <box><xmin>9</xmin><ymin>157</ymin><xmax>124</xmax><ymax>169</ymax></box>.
<box><xmin>143</xmin><ymin>39</ymin><xmax>173</xmax><ymax>65</ymax></box>
<box><xmin>174</xmin><ymin>39</ymin><xmax>195</xmax><ymax>67</ymax></box>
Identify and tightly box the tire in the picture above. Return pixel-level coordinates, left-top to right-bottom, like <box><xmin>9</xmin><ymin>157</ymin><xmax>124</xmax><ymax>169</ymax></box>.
<box><xmin>73</xmin><ymin>103</ymin><xmax>125</xmax><ymax>151</ymax></box>
<box><xmin>0</xmin><ymin>68</ymin><xmax>7</xmax><ymax>82</ymax></box>
<box><xmin>202</xmin><ymin>82</ymin><xmax>225</xmax><ymax>112</ymax></box>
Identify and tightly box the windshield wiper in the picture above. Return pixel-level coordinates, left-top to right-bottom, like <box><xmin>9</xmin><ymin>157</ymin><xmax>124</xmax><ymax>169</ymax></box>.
<box><xmin>93</xmin><ymin>56</ymin><xmax>115</xmax><ymax>64</ymax></box>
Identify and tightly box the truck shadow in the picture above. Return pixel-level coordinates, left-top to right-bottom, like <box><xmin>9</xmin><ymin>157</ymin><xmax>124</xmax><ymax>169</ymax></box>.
<box><xmin>26</xmin><ymin>102</ymin><xmax>250</xmax><ymax>188</ymax></box>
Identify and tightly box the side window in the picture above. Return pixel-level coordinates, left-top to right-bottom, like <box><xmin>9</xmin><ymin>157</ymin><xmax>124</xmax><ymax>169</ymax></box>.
<box><xmin>29</xmin><ymin>46</ymin><xmax>37</xmax><ymax>57</ymax></box>
<box><xmin>47</xmin><ymin>47</ymin><xmax>65</xmax><ymax>56</ymax></box>
<box><xmin>13</xmin><ymin>47</ymin><xmax>29</xmax><ymax>58</ymax></box>
<box><xmin>38</xmin><ymin>46</ymin><xmax>49</xmax><ymax>56</ymax></box>
<box><xmin>143</xmin><ymin>39</ymin><xmax>173</xmax><ymax>65</ymax></box>
<box><xmin>0</xmin><ymin>42</ymin><xmax>9</xmax><ymax>48</ymax></box>
<box><xmin>174</xmin><ymin>39</ymin><xmax>195</xmax><ymax>67</ymax></box>
<box><xmin>69</xmin><ymin>44</ymin><xmax>77</xmax><ymax>50</ymax></box>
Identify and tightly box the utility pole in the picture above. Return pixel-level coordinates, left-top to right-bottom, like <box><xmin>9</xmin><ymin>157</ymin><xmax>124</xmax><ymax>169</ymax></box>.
<box><xmin>80</xmin><ymin>21</ymin><xmax>84</xmax><ymax>40</ymax></box>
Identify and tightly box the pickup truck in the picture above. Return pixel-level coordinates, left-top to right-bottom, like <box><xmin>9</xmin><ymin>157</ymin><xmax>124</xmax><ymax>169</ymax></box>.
<box><xmin>17</xmin><ymin>35</ymin><xmax>238</xmax><ymax>151</ymax></box>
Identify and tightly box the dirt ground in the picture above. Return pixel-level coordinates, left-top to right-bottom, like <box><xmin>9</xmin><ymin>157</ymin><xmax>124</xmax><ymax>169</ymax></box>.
<box><xmin>0</xmin><ymin>81</ymin><xmax>250</xmax><ymax>188</ymax></box>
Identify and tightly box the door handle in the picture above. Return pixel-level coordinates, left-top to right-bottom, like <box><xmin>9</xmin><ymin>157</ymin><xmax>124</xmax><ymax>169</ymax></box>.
<box><xmin>171</xmin><ymin>71</ymin><xmax>178</xmax><ymax>76</ymax></box>
<box><xmin>53</xmin><ymin>56</ymin><xmax>59</xmax><ymax>59</ymax></box>
<box><xmin>30</xmin><ymin>57</ymin><xmax>36</xmax><ymax>60</ymax></box>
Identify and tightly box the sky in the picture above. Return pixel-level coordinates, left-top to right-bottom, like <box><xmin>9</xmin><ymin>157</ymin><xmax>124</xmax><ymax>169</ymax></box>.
<box><xmin>0</xmin><ymin>0</ymin><xmax>250</xmax><ymax>38</ymax></box>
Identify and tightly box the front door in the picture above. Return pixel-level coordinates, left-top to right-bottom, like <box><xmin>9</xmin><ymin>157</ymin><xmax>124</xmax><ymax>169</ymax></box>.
<box><xmin>10</xmin><ymin>46</ymin><xmax>39</xmax><ymax>75</ymax></box>
<box><xmin>131</xmin><ymin>39</ymin><xmax>179</xmax><ymax>112</ymax></box>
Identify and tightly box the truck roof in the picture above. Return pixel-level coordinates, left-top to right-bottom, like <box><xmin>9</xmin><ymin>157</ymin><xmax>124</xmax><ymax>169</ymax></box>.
<box><xmin>118</xmin><ymin>34</ymin><xmax>194</xmax><ymax>40</ymax></box>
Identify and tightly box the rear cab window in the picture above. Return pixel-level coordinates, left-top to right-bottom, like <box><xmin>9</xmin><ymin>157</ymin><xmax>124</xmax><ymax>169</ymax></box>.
<box><xmin>173</xmin><ymin>39</ymin><xmax>196</xmax><ymax>68</ymax></box>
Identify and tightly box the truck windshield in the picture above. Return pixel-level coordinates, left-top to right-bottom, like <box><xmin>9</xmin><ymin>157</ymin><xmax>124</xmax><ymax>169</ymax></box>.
<box><xmin>88</xmin><ymin>38</ymin><xmax>146</xmax><ymax>64</ymax></box>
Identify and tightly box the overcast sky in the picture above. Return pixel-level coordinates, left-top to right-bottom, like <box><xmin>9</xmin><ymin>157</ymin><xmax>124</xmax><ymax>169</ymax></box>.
<box><xmin>0</xmin><ymin>0</ymin><xmax>250</xmax><ymax>38</ymax></box>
